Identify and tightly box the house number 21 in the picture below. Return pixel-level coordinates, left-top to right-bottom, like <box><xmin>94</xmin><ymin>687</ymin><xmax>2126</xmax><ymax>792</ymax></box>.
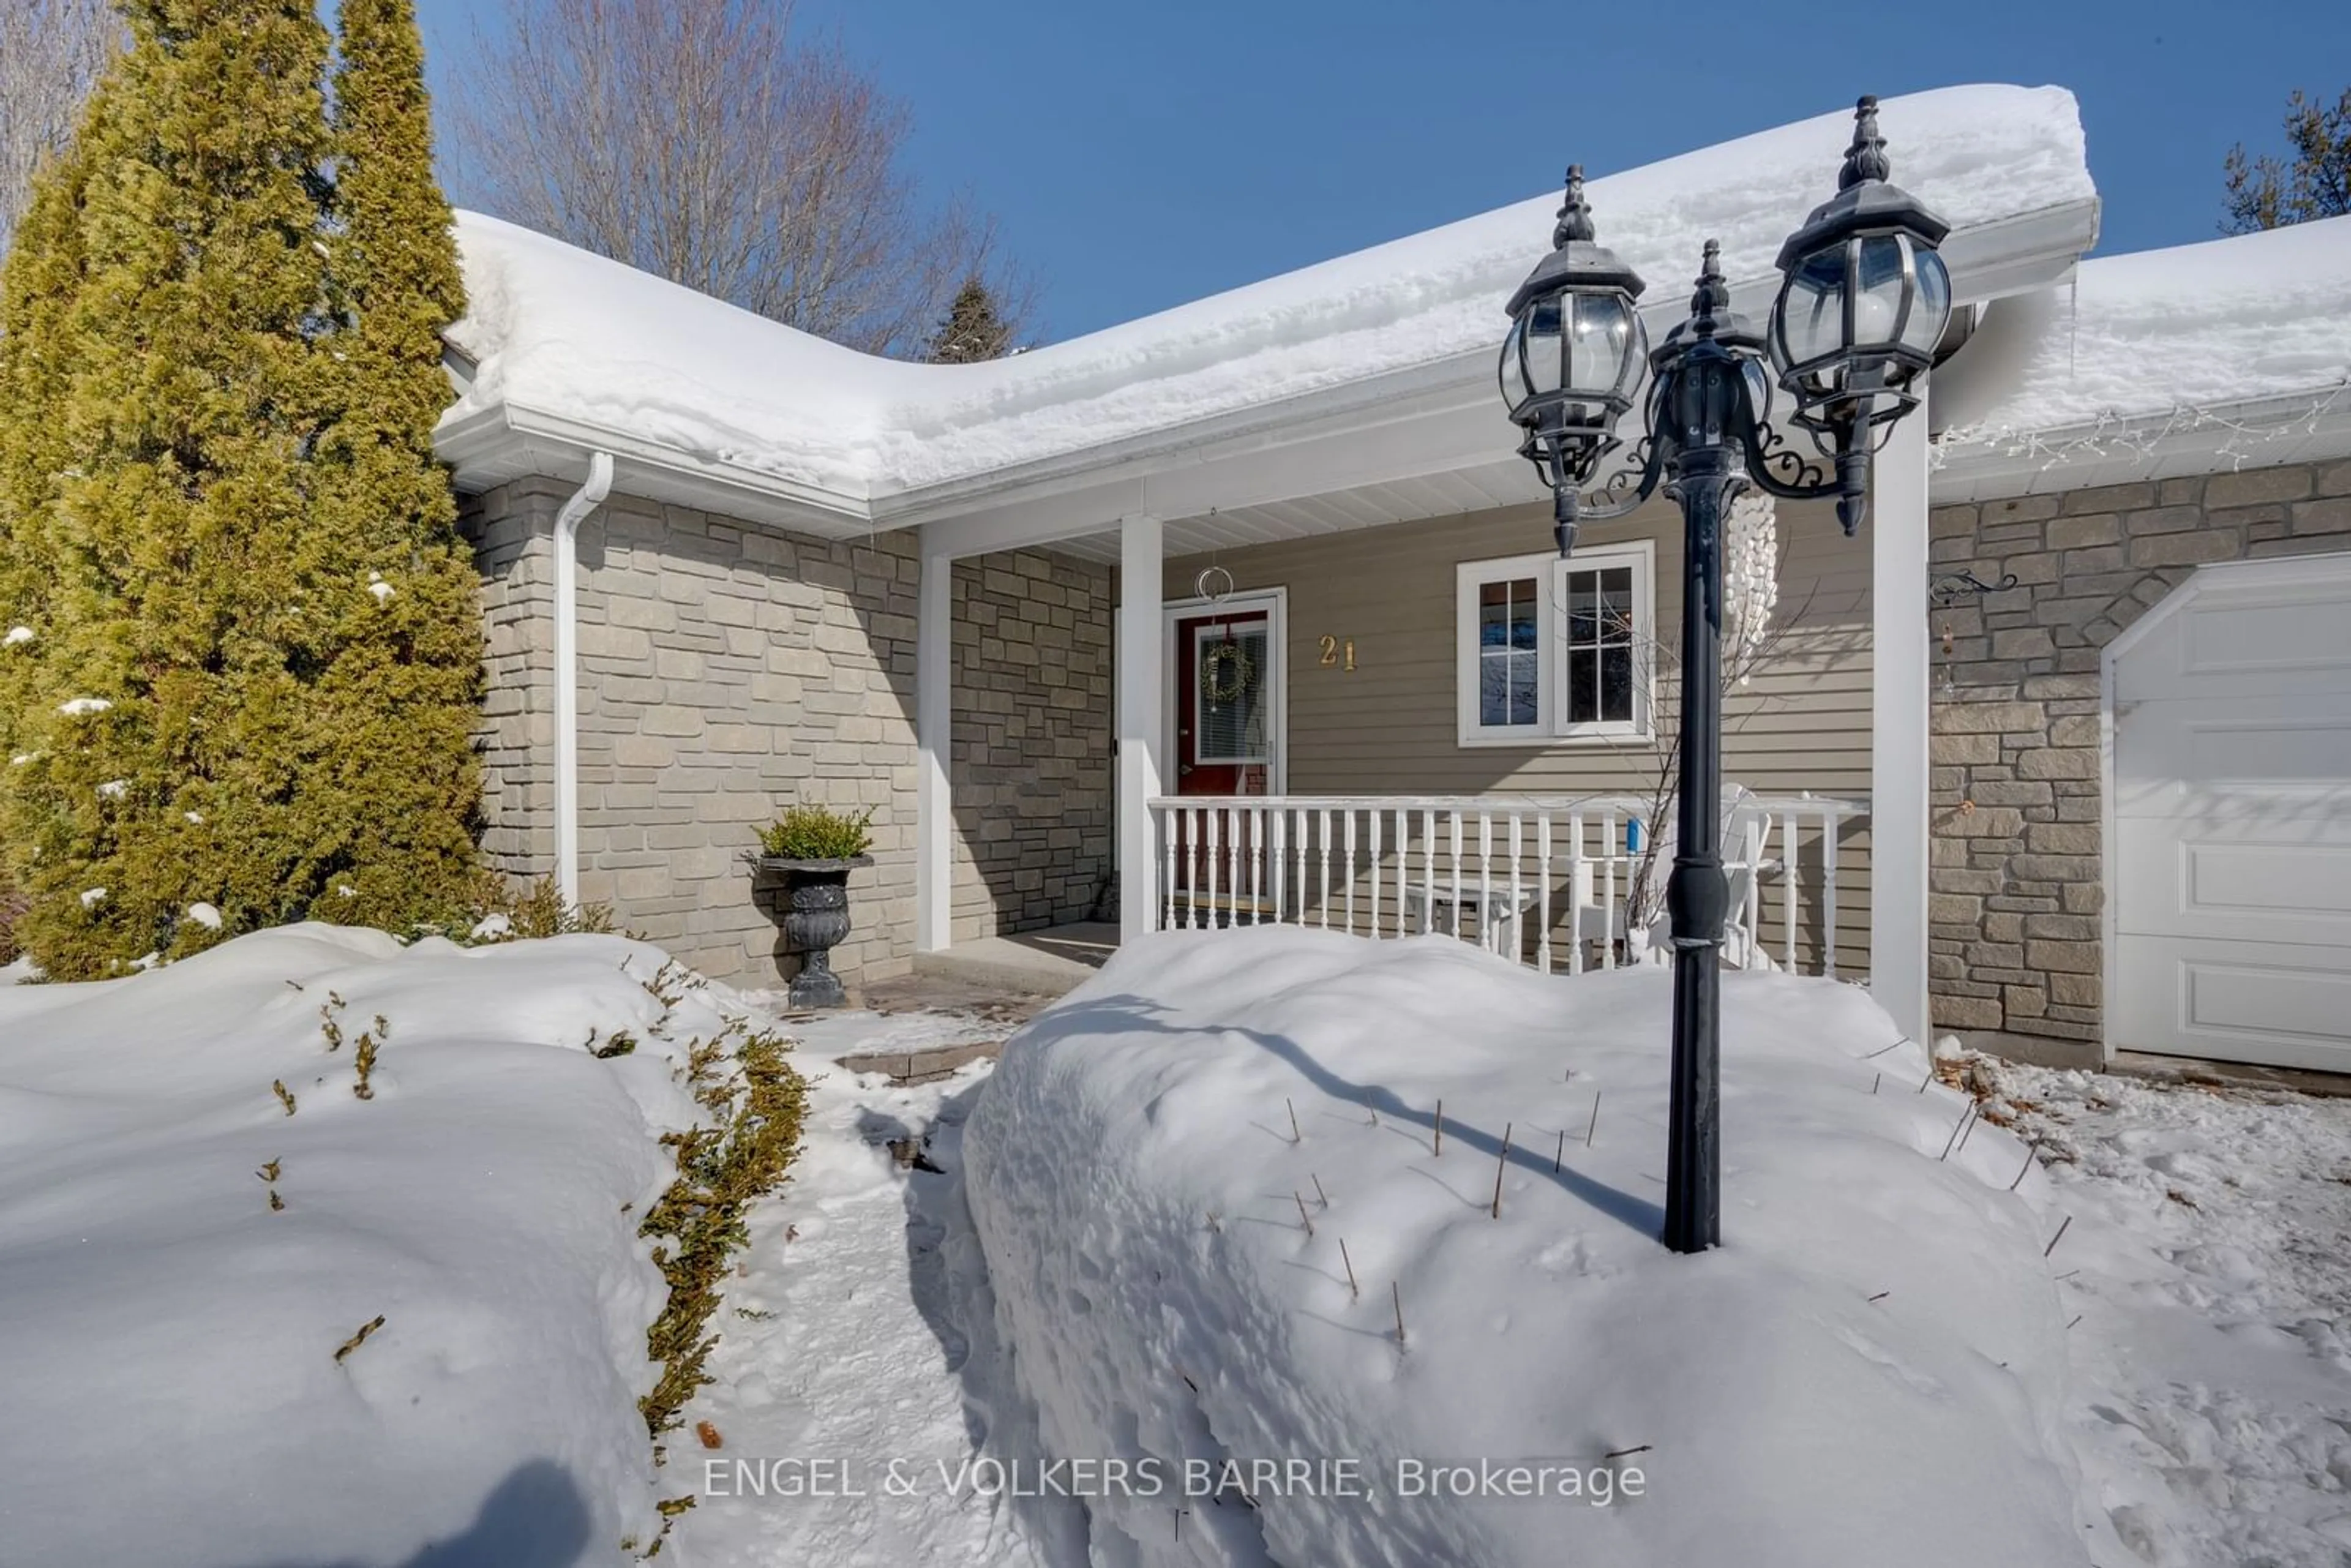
<box><xmin>1318</xmin><ymin>634</ymin><xmax>1356</xmax><ymax>672</ymax></box>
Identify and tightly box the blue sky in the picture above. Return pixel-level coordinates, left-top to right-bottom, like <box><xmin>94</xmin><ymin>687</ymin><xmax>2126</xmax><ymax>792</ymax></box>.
<box><xmin>412</xmin><ymin>0</ymin><xmax>2350</xmax><ymax>345</ymax></box>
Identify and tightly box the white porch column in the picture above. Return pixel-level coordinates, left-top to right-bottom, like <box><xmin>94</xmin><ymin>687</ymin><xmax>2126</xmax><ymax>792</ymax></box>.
<box><xmin>1117</xmin><ymin>514</ymin><xmax>1164</xmax><ymax>943</ymax></box>
<box><xmin>1870</xmin><ymin>381</ymin><xmax>1933</xmax><ymax>1046</ymax></box>
<box><xmin>915</xmin><ymin>532</ymin><xmax>954</xmax><ymax>953</ymax></box>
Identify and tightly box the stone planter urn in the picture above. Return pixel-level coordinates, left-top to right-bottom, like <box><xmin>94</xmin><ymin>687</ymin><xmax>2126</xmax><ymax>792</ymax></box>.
<box><xmin>754</xmin><ymin>855</ymin><xmax>874</xmax><ymax>1008</ymax></box>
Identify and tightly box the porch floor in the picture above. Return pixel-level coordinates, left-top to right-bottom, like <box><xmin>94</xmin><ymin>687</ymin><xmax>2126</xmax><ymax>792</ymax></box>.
<box><xmin>911</xmin><ymin>920</ymin><xmax>1118</xmax><ymax>996</ymax></box>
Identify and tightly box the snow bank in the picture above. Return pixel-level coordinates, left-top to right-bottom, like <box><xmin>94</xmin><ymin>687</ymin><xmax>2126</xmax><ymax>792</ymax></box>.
<box><xmin>962</xmin><ymin>929</ymin><xmax>2088</xmax><ymax>1567</ymax></box>
<box><xmin>446</xmin><ymin>84</ymin><xmax>2090</xmax><ymax>497</ymax></box>
<box><xmin>0</xmin><ymin>925</ymin><xmax>751</xmax><ymax>1564</ymax></box>
<box><xmin>1937</xmin><ymin>213</ymin><xmax>2351</xmax><ymax>445</ymax></box>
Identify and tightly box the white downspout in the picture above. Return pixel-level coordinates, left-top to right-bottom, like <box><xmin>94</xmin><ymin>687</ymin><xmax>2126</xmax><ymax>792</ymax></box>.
<box><xmin>552</xmin><ymin>452</ymin><xmax>614</xmax><ymax>907</ymax></box>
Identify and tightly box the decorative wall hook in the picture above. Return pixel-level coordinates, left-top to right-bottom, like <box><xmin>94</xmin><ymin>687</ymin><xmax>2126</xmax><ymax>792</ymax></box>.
<box><xmin>1930</xmin><ymin>569</ymin><xmax>2019</xmax><ymax>607</ymax></box>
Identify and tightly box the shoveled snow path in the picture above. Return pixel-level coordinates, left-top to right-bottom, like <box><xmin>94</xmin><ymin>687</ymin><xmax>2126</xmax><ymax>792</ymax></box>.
<box><xmin>1984</xmin><ymin>1061</ymin><xmax>2351</xmax><ymax>1568</ymax></box>
<box><xmin>672</xmin><ymin>1058</ymin><xmax>1042</xmax><ymax>1567</ymax></box>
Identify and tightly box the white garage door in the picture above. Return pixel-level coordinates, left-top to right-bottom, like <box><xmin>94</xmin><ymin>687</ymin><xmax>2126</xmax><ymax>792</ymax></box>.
<box><xmin>2112</xmin><ymin>553</ymin><xmax>2351</xmax><ymax>1070</ymax></box>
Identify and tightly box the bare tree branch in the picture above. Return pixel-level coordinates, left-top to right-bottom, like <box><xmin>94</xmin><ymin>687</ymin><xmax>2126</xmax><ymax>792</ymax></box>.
<box><xmin>0</xmin><ymin>0</ymin><xmax>119</xmax><ymax>256</ymax></box>
<box><xmin>2223</xmin><ymin>86</ymin><xmax>2351</xmax><ymax>234</ymax></box>
<box><xmin>445</xmin><ymin>0</ymin><xmax>1031</xmax><ymax>356</ymax></box>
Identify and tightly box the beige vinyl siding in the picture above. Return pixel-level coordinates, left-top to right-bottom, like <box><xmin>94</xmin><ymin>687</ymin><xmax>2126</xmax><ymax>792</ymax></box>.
<box><xmin>1157</xmin><ymin>495</ymin><xmax>1877</xmax><ymax>974</ymax></box>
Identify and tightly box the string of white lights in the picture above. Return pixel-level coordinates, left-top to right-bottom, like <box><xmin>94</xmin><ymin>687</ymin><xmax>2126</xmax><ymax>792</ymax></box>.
<box><xmin>1930</xmin><ymin>378</ymin><xmax>2349</xmax><ymax>476</ymax></box>
<box><xmin>1722</xmin><ymin>492</ymin><xmax>1778</xmax><ymax>685</ymax></box>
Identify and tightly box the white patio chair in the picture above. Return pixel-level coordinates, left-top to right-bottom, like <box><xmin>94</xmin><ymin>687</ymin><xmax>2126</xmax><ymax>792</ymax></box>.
<box><xmin>1588</xmin><ymin>787</ymin><xmax>1778</xmax><ymax>970</ymax></box>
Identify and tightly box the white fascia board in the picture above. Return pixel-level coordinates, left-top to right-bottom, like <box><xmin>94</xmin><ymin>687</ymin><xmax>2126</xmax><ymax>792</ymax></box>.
<box><xmin>436</xmin><ymin>400</ymin><xmax>876</xmax><ymax>539</ymax></box>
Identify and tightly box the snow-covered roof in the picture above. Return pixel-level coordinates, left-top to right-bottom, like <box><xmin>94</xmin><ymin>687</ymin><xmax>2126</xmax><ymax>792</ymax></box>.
<box><xmin>440</xmin><ymin>83</ymin><xmax>2095</xmax><ymax>522</ymax></box>
<box><xmin>1936</xmin><ymin>214</ymin><xmax>2351</xmax><ymax>467</ymax></box>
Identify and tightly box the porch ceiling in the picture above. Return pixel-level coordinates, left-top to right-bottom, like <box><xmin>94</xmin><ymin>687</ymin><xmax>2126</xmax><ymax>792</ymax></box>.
<box><xmin>1046</xmin><ymin>456</ymin><xmax>1547</xmax><ymax>563</ymax></box>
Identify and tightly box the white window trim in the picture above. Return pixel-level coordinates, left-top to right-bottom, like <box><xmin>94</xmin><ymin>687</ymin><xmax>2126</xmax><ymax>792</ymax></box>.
<box><xmin>1455</xmin><ymin>539</ymin><xmax>1655</xmax><ymax>749</ymax></box>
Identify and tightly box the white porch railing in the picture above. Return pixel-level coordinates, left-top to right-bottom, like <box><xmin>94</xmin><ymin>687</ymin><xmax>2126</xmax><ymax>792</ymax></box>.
<box><xmin>1146</xmin><ymin>793</ymin><xmax>1866</xmax><ymax>978</ymax></box>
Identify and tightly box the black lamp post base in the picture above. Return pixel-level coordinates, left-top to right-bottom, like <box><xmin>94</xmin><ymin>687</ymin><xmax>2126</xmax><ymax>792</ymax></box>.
<box><xmin>1659</xmin><ymin>444</ymin><xmax>1736</xmax><ymax>1255</ymax></box>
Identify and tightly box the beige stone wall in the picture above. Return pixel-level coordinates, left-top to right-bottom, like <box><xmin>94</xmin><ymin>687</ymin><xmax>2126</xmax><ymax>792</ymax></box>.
<box><xmin>460</xmin><ymin>482</ymin><xmax>922</xmax><ymax>988</ymax></box>
<box><xmin>1925</xmin><ymin>457</ymin><xmax>2351</xmax><ymax>1046</ymax></box>
<box><xmin>572</xmin><ymin>496</ymin><xmax>921</xmax><ymax>986</ymax></box>
<box><xmin>949</xmin><ymin>550</ymin><xmax>1114</xmax><ymax>943</ymax></box>
<box><xmin>459</xmin><ymin>487</ymin><xmax>1116</xmax><ymax>986</ymax></box>
<box><xmin>459</xmin><ymin>479</ymin><xmax>560</xmax><ymax>880</ymax></box>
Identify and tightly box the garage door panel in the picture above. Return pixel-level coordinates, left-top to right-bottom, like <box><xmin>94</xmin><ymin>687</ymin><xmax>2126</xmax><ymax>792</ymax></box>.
<box><xmin>2113</xmin><ymin>700</ymin><xmax>2351</xmax><ymax>814</ymax></box>
<box><xmin>2180</xmin><ymin>597</ymin><xmax>2351</xmax><ymax>681</ymax></box>
<box><xmin>2185</xmin><ymin>842</ymin><xmax>2351</xmax><ymax>921</ymax></box>
<box><xmin>2115</xmin><ymin>937</ymin><xmax>2351</xmax><ymax>1072</ymax></box>
<box><xmin>2116</xmin><ymin>569</ymin><xmax>2351</xmax><ymax>703</ymax></box>
<box><xmin>2110</xmin><ymin>553</ymin><xmax>2351</xmax><ymax>1067</ymax></box>
<box><xmin>2115</xmin><ymin>817</ymin><xmax>2351</xmax><ymax>945</ymax></box>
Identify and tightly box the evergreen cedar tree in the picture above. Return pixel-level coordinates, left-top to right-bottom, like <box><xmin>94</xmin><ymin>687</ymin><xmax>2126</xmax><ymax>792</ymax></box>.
<box><xmin>2224</xmin><ymin>86</ymin><xmax>2351</xmax><ymax>233</ymax></box>
<box><xmin>926</xmin><ymin>276</ymin><xmax>1014</xmax><ymax>364</ymax></box>
<box><xmin>0</xmin><ymin>0</ymin><xmax>486</xmax><ymax>978</ymax></box>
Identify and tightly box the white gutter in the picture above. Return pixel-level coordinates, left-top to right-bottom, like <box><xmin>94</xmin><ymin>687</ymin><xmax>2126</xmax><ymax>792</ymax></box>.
<box><xmin>552</xmin><ymin>451</ymin><xmax>613</xmax><ymax>907</ymax></box>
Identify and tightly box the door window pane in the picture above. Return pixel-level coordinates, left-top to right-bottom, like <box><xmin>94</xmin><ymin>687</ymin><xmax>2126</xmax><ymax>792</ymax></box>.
<box><xmin>1196</xmin><ymin>624</ymin><xmax>1269</xmax><ymax>762</ymax></box>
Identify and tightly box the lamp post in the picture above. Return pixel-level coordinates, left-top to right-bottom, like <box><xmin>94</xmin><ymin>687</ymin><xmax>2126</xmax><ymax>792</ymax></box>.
<box><xmin>1500</xmin><ymin>97</ymin><xmax>1951</xmax><ymax>1255</ymax></box>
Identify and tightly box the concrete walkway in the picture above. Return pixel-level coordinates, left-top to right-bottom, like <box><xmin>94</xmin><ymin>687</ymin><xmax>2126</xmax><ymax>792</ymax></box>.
<box><xmin>909</xmin><ymin>921</ymin><xmax>1117</xmax><ymax>994</ymax></box>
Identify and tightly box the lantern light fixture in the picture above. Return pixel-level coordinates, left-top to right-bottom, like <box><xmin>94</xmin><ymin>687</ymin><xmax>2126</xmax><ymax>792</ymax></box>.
<box><xmin>1496</xmin><ymin>96</ymin><xmax>1950</xmax><ymax>1256</ymax></box>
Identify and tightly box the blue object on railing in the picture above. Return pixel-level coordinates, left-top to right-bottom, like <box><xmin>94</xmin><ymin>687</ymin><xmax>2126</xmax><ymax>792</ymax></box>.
<box><xmin>1627</xmin><ymin>818</ymin><xmax>1643</xmax><ymax>854</ymax></box>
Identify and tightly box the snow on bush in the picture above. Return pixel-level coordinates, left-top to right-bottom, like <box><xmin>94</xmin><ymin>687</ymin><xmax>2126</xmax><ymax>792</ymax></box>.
<box><xmin>0</xmin><ymin>923</ymin><xmax>781</xmax><ymax>1564</ymax></box>
<box><xmin>964</xmin><ymin>929</ymin><xmax>2088</xmax><ymax>1567</ymax></box>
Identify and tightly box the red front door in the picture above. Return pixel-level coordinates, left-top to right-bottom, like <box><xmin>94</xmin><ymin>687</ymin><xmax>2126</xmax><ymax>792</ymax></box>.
<box><xmin>1174</xmin><ymin>609</ymin><xmax>1272</xmax><ymax>797</ymax></box>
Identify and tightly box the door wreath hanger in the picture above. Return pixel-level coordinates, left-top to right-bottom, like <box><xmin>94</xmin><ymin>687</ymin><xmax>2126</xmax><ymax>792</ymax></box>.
<box><xmin>1201</xmin><ymin>634</ymin><xmax>1255</xmax><ymax>703</ymax></box>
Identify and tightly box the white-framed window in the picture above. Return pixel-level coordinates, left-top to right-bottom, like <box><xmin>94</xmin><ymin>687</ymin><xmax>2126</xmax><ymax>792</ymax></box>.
<box><xmin>1455</xmin><ymin>541</ymin><xmax>1654</xmax><ymax>748</ymax></box>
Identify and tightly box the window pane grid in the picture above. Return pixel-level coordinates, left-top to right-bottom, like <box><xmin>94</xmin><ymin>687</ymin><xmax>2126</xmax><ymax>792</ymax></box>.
<box><xmin>1563</xmin><ymin>563</ymin><xmax>1635</xmax><ymax>727</ymax></box>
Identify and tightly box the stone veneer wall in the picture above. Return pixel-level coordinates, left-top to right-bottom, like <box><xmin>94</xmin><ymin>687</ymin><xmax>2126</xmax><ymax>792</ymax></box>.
<box><xmin>459</xmin><ymin>484</ymin><xmax>1116</xmax><ymax>985</ymax></box>
<box><xmin>1926</xmin><ymin>457</ymin><xmax>2351</xmax><ymax>1048</ymax></box>
<box><xmin>948</xmin><ymin>550</ymin><xmax>1114</xmax><ymax>943</ymax></box>
<box><xmin>462</xmin><ymin>478</ymin><xmax>923</xmax><ymax>988</ymax></box>
<box><xmin>459</xmin><ymin>480</ymin><xmax>559</xmax><ymax>881</ymax></box>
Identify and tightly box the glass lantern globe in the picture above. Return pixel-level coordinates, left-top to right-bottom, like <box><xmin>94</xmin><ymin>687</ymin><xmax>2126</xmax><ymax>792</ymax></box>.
<box><xmin>1500</xmin><ymin>167</ymin><xmax>1648</xmax><ymax>495</ymax></box>
<box><xmin>1768</xmin><ymin>98</ymin><xmax>1952</xmax><ymax>441</ymax></box>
